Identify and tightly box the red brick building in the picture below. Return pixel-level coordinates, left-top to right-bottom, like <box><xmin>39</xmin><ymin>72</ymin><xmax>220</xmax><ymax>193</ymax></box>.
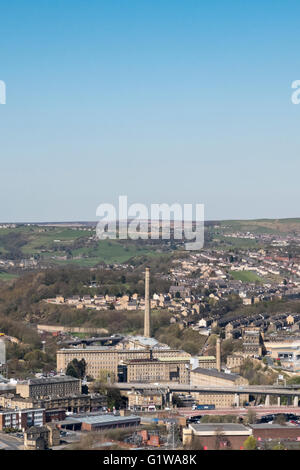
<box><xmin>250</xmin><ymin>424</ymin><xmax>300</xmax><ymax>441</ymax></box>
<box><xmin>0</xmin><ymin>408</ymin><xmax>45</xmax><ymax>431</ymax></box>
<box><xmin>45</xmin><ymin>408</ymin><xmax>66</xmax><ymax>423</ymax></box>
<box><xmin>183</xmin><ymin>423</ymin><xmax>252</xmax><ymax>450</ymax></box>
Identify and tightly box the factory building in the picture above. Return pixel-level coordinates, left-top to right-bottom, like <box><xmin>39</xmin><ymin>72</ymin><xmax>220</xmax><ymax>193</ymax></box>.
<box><xmin>121</xmin><ymin>354</ymin><xmax>191</xmax><ymax>384</ymax></box>
<box><xmin>57</xmin><ymin>347</ymin><xmax>191</xmax><ymax>380</ymax></box>
<box><xmin>16</xmin><ymin>375</ymin><xmax>81</xmax><ymax>399</ymax></box>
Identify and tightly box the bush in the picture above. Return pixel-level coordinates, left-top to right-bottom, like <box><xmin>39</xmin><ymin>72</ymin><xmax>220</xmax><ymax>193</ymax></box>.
<box><xmin>243</xmin><ymin>435</ymin><xmax>257</xmax><ymax>450</ymax></box>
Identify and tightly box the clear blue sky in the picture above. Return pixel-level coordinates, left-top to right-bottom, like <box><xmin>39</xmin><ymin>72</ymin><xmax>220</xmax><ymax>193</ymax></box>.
<box><xmin>0</xmin><ymin>0</ymin><xmax>300</xmax><ymax>222</ymax></box>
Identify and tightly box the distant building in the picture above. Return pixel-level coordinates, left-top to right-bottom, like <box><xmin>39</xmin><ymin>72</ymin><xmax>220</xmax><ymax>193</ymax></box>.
<box><xmin>0</xmin><ymin>392</ymin><xmax>106</xmax><ymax>414</ymax></box>
<box><xmin>242</xmin><ymin>327</ymin><xmax>266</xmax><ymax>356</ymax></box>
<box><xmin>122</xmin><ymin>355</ymin><xmax>191</xmax><ymax>384</ymax></box>
<box><xmin>57</xmin><ymin>346</ymin><xmax>190</xmax><ymax>380</ymax></box>
<box><xmin>264</xmin><ymin>339</ymin><xmax>300</xmax><ymax>371</ymax></box>
<box><xmin>183</xmin><ymin>423</ymin><xmax>252</xmax><ymax>450</ymax></box>
<box><xmin>226</xmin><ymin>354</ymin><xmax>245</xmax><ymax>370</ymax></box>
<box><xmin>24</xmin><ymin>423</ymin><xmax>60</xmax><ymax>450</ymax></box>
<box><xmin>16</xmin><ymin>375</ymin><xmax>81</xmax><ymax>399</ymax></box>
<box><xmin>169</xmin><ymin>286</ymin><xmax>191</xmax><ymax>298</ymax></box>
<box><xmin>193</xmin><ymin>356</ymin><xmax>217</xmax><ymax>369</ymax></box>
<box><xmin>58</xmin><ymin>413</ymin><xmax>141</xmax><ymax>432</ymax></box>
<box><xmin>190</xmin><ymin>368</ymin><xmax>249</xmax><ymax>408</ymax></box>
<box><xmin>0</xmin><ymin>408</ymin><xmax>45</xmax><ymax>431</ymax></box>
<box><xmin>250</xmin><ymin>424</ymin><xmax>300</xmax><ymax>441</ymax></box>
<box><xmin>127</xmin><ymin>390</ymin><xmax>164</xmax><ymax>411</ymax></box>
<box><xmin>190</xmin><ymin>368</ymin><xmax>248</xmax><ymax>388</ymax></box>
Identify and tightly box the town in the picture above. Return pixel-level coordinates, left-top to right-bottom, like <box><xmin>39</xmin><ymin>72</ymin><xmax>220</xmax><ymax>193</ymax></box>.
<box><xmin>2</xmin><ymin>222</ymin><xmax>300</xmax><ymax>451</ymax></box>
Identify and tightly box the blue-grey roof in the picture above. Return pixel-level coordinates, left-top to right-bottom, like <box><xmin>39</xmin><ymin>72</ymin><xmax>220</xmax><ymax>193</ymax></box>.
<box><xmin>65</xmin><ymin>414</ymin><xmax>140</xmax><ymax>426</ymax></box>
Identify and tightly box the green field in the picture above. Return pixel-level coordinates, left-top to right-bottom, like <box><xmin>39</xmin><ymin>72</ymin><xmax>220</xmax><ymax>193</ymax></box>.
<box><xmin>53</xmin><ymin>239</ymin><xmax>165</xmax><ymax>266</ymax></box>
<box><xmin>214</xmin><ymin>235</ymin><xmax>263</xmax><ymax>250</ymax></box>
<box><xmin>0</xmin><ymin>226</ymin><xmax>167</xmax><ymax>267</ymax></box>
<box><xmin>21</xmin><ymin>228</ymin><xmax>92</xmax><ymax>254</ymax></box>
<box><xmin>1</xmin><ymin>217</ymin><xmax>300</xmax><ymax>268</ymax></box>
<box><xmin>215</xmin><ymin>218</ymin><xmax>300</xmax><ymax>235</ymax></box>
<box><xmin>0</xmin><ymin>272</ymin><xmax>19</xmax><ymax>281</ymax></box>
<box><xmin>229</xmin><ymin>270</ymin><xmax>265</xmax><ymax>283</ymax></box>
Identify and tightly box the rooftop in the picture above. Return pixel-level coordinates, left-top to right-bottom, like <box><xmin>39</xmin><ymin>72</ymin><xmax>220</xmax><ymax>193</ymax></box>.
<box><xmin>0</xmin><ymin>407</ymin><xmax>45</xmax><ymax>414</ymax></box>
<box><xmin>189</xmin><ymin>423</ymin><xmax>251</xmax><ymax>435</ymax></box>
<box><xmin>250</xmin><ymin>424</ymin><xmax>300</xmax><ymax>429</ymax></box>
<box><xmin>198</xmin><ymin>356</ymin><xmax>216</xmax><ymax>361</ymax></box>
<box><xmin>126</xmin><ymin>336</ymin><xmax>169</xmax><ymax>348</ymax></box>
<box><xmin>18</xmin><ymin>375</ymin><xmax>80</xmax><ymax>386</ymax></box>
<box><xmin>191</xmin><ymin>368</ymin><xmax>241</xmax><ymax>382</ymax></box>
<box><xmin>61</xmin><ymin>413</ymin><xmax>141</xmax><ymax>426</ymax></box>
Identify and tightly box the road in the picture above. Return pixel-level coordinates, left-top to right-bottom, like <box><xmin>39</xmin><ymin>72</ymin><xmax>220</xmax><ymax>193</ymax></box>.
<box><xmin>178</xmin><ymin>406</ymin><xmax>300</xmax><ymax>417</ymax></box>
<box><xmin>0</xmin><ymin>433</ymin><xmax>23</xmax><ymax>450</ymax></box>
<box><xmin>115</xmin><ymin>382</ymin><xmax>300</xmax><ymax>397</ymax></box>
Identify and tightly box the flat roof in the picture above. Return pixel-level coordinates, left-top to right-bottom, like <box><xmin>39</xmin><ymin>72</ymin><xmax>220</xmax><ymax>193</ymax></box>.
<box><xmin>0</xmin><ymin>407</ymin><xmax>45</xmax><ymax>415</ymax></box>
<box><xmin>18</xmin><ymin>375</ymin><xmax>80</xmax><ymax>385</ymax></box>
<box><xmin>65</xmin><ymin>414</ymin><xmax>141</xmax><ymax>426</ymax></box>
<box><xmin>58</xmin><ymin>347</ymin><xmax>185</xmax><ymax>353</ymax></box>
<box><xmin>250</xmin><ymin>424</ymin><xmax>300</xmax><ymax>430</ymax></box>
<box><xmin>126</xmin><ymin>357</ymin><xmax>190</xmax><ymax>363</ymax></box>
<box><xmin>0</xmin><ymin>384</ymin><xmax>16</xmax><ymax>392</ymax></box>
<box><xmin>191</xmin><ymin>368</ymin><xmax>241</xmax><ymax>382</ymax></box>
<box><xmin>198</xmin><ymin>356</ymin><xmax>216</xmax><ymax>361</ymax></box>
<box><xmin>189</xmin><ymin>423</ymin><xmax>251</xmax><ymax>436</ymax></box>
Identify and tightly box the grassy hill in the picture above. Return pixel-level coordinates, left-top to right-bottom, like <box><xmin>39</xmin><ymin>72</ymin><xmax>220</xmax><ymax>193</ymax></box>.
<box><xmin>0</xmin><ymin>217</ymin><xmax>299</xmax><ymax>268</ymax></box>
<box><xmin>212</xmin><ymin>218</ymin><xmax>300</xmax><ymax>235</ymax></box>
<box><xmin>0</xmin><ymin>225</ymin><xmax>171</xmax><ymax>267</ymax></box>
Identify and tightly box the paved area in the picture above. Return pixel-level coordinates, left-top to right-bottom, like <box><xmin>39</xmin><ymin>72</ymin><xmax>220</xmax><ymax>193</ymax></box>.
<box><xmin>0</xmin><ymin>433</ymin><xmax>23</xmax><ymax>450</ymax></box>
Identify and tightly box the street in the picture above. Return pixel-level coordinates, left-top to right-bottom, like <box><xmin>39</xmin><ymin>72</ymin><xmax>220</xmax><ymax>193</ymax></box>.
<box><xmin>0</xmin><ymin>433</ymin><xmax>23</xmax><ymax>450</ymax></box>
<box><xmin>178</xmin><ymin>406</ymin><xmax>300</xmax><ymax>417</ymax></box>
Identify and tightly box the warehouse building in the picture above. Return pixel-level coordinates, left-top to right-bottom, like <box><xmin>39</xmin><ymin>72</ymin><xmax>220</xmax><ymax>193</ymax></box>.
<box><xmin>57</xmin><ymin>347</ymin><xmax>190</xmax><ymax>380</ymax></box>
<box><xmin>58</xmin><ymin>413</ymin><xmax>141</xmax><ymax>432</ymax></box>
<box><xmin>183</xmin><ymin>423</ymin><xmax>252</xmax><ymax>450</ymax></box>
<box><xmin>250</xmin><ymin>423</ymin><xmax>300</xmax><ymax>441</ymax></box>
<box><xmin>190</xmin><ymin>368</ymin><xmax>249</xmax><ymax>408</ymax></box>
<box><xmin>16</xmin><ymin>375</ymin><xmax>81</xmax><ymax>399</ymax></box>
<box><xmin>122</xmin><ymin>356</ymin><xmax>190</xmax><ymax>384</ymax></box>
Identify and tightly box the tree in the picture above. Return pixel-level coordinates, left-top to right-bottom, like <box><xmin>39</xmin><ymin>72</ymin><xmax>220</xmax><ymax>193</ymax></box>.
<box><xmin>172</xmin><ymin>394</ymin><xmax>184</xmax><ymax>407</ymax></box>
<box><xmin>287</xmin><ymin>376</ymin><xmax>300</xmax><ymax>385</ymax></box>
<box><xmin>66</xmin><ymin>358</ymin><xmax>86</xmax><ymax>379</ymax></box>
<box><xmin>106</xmin><ymin>387</ymin><xmax>127</xmax><ymax>409</ymax></box>
<box><xmin>97</xmin><ymin>370</ymin><xmax>116</xmax><ymax>384</ymax></box>
<box><xmin>214</xmin><ymin>428</ymin><xmax>231</xmax><ymax>450</ymax></box>
<box><xmin>182</xmin><ymin>341</ymin><xmax>199</xmax><ymax>356</ymax></box>
<box><xmin>243</xmin><ymin>435</ymin><xmax>257</xmax><ymax>450</ymax></box>
<box><xmin>246</xmin><ymin>408</ymin><xmax>257</xmax><ymax>425</ymax></box>
<box><xmin>272</xmin><ymin>442</ymin><xmax>285</xmax><ymax>450</ymax></box>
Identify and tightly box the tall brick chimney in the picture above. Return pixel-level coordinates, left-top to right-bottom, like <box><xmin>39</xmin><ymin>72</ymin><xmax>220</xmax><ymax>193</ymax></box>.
<box><xmin>216</xmin><ymin>337</ymin><xmax>221</xmax><ymax>372</ymax></box>
<box><xmin>144</xmin><ymin>267</ymin><xmax>150</xmax><ymax>337</ymax></box>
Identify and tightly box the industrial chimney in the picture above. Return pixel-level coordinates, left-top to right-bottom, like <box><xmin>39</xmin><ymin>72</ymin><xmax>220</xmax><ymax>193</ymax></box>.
<box><xmin>216</xmin><ymin>337</ymin><xmax>221</xmax><ymax>372</ymax></box>
<box><xmin>144</xmin><ymin>267</ymin><xmax>151</xmax><ymax>337</ymax></box>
